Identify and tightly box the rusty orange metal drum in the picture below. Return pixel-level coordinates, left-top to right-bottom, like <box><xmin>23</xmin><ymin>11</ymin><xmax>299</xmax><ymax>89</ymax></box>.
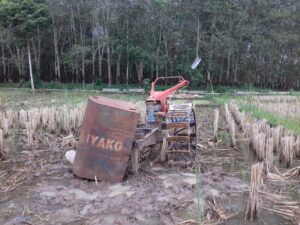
<box><xmin>72</xmin><ymin>96</ymin><xmax>140</xmax><ymax>182</ymax></box>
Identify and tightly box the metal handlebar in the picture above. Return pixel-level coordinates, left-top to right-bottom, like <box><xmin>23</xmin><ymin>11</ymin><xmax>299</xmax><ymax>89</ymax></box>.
<box><xmin>152</xmin><ymin>76</ymin><xmax>185</xmax><ymax>85</ymax></box>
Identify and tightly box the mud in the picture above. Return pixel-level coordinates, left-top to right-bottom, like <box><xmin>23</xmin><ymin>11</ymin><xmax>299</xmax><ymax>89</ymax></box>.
<box><xmin>0</xmin><ymin>102</ymin><xmax>296</xmax><ymax>225</ymax></box>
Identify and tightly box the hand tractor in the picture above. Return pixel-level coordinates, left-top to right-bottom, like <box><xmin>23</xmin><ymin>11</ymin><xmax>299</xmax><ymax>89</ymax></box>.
<box><xmin>68</xmin><ymin>76</ymin><xmax>197</xmax><ymax>182</ymax></box>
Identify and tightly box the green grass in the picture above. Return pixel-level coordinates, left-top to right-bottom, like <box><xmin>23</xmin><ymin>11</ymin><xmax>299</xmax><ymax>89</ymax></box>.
<box><xmin>210</xmin><ymin>84</ymin><xmax>272</xmax><ymax>94</ymax></box>
<box><xmin>219</xmin><ymin>130</ymin><xmax>229</xmax><ymax>144</ymax></box>
<box><xmin>0</xmin><ymin>81</ymin><xmax>276</xmax><ymax>93</ymax></box>
<box><xmin>240</xmin><ymin>103</ymin><xmax>300</xmax><ymax>135</ymax></box>
<box><xmin>289</xmin><ymin>91</ymin><xmax>300</xmax><ymax>96</ymax></box>
<box><xmin>211</xmin><ymin>95</ymin><xmax>300</xmax><ymax>135</ymax></box>
<box><xmin>0</xmin><ymin>81</ymin><xmax>189</xmax><ymax>92</ymax></box>
<box><xmin>4</xmin><ymin>80</ymin><xmax>145</xmax><ymax>90</ymax></box>
<box><xmin>209</xmin><ymin>95</ymin><xmax>238</xmax><ymax>105</ymax></box>
<box><xmin>0</xmin><ymin>89</ymin><xmax>145</xmax><ymax>111</ymax></box>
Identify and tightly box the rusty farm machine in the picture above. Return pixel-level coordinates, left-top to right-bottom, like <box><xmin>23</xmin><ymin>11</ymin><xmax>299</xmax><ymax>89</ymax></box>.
<box><xmin>69</xmin><ymin>76</ymin><xmax>197</xmax><ymax>182</ymax></box>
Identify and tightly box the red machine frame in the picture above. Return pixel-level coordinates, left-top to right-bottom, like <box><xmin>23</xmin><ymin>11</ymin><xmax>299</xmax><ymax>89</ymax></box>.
<box><xmin>146</xmin><ymin>76</ymin><xmax>190</xmax><ymax>113</ymax></box>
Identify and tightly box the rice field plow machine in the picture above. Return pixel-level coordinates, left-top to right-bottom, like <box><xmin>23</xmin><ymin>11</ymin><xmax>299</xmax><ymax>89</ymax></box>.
<box><xmin>71</xmin><ymin>76</ymin><xmax>197</xmax><ymax>182</ymax></box>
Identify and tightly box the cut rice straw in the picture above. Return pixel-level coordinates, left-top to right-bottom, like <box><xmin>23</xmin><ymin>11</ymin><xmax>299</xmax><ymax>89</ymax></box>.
<box><xmin>245</xmin><ymin>162</ymin><xmax>264</xmax><ymax>221</ymax></box>
<box><xmin>0</xmin><ymin>129</ymin><xmax>3</xmax><ymax>154</ymax></box>
<box><xmin>213</xmin><ymin>108</ymin><xmax>219</xmax><ymax>141</ymax></box>
<box><xmin>267</xmin><ymin>166</ymin><xmax>300</xmax><ymax>182</ymax></box>
<box><xmin>260</xmin><ymin>191</ymin><xmax>300</xmax><ymax>225</ymax></box>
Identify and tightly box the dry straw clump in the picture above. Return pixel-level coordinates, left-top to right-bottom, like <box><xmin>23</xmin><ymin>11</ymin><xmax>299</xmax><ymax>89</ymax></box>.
<box><xmin>25</xmin><ymin>122</ymin><xmax>34</xmax><ymax>146</ymax></box>
<box><xmin>254</xmin><ymin>133</ymin><xmax>266</xmax><ymax>161</ymax></box>
<box><xmin>2</xmin><ymin>118</ymin><xmax>9</xmax><ymax>136</ymax></box>
<box><xmin>261</xmin><ymin>191</ymin><xmax>300</xmax><ymax>225</ymax></box>
<box><xmin>265</xmin><ymin>137</ymin><xmax>274</xmax><ymax>173</ymax></box>
<box><xmin>0</xmin><ymin>112</ymin><xmax>3</xmax><ymax>126</ymax></box>
<box><xmin>294</xmin><ymin>136</ymin><xmax>300</xmax><ymax>157</ymax></box>
<box><xmin>239</xmin><ymin>110</ymin><xmax>286</xmax><ymax>166</ymax></box>
<box><xmin>0</xmin><ymin>100</ymin><xmax>144</xmax><ymax>147</ymax></box>
<box><xmin>272</xmin><ymin>126</ymin><xmax>283</xmax><ymax>153</ymax></box>
<box><xmin>232</xmin><ymin>99</ymin><xmax>300</xmax><ymax>223</ymax></box>
<box><xmin>213</xmin><ymin>108</ymin><xmax>219</xmax><ymax>141</ymax></box>
<box><xmin>248</xmin><ymin>123</ymin><xmax>267</xmax><ymax>161</ymax></box>
<box><xmin>246</xmin><ymin>119</ymin><xmax>299</xmax><ymax>168</ymax></box>
<box><xmin>224</xmin><ymin>103</ymin><xmax>236</xmax><ymax>147</ymax></box>
<box><xmin>61</xmin><ymin>133</ymin><xmax>77</xmax><ymax>148</ymax></box>
<box><xmin>0</xmin><ymin>104</ymin><xmax>86</xmax><ymax>146</ymax></box>
<box><xmin>229</xmin><ymin>102</ymin><xmax>245</xmax><ymax>131</ymax></box>
<box><xmin>19</xmin><ymin>109</ymin><xmax>28</xmax><ymax>128</ymax></box>
<box><xmin>48</xmin><ymin>108</ymin><xmax>57</xmax><ymax>131</ymax></box>
<box><xmin>267</xmin><ymin>166</ymin><xmax>300</xmax><ymax>182</ymax></box>
<box><xmin>250</xmin><ymin>95</ymin><xmax>300</xmax><ymax>121</ymax></box>
<box><xmin>245</xmin><ymin>162</ymin><xmax>264</xmax><ymax>221</ymax></box>
<box><xmin>282</xmin><ymin>166</ymin><xmax>300</xmax><ymax>179</ymax></box>
<box><xmin>0</xmin><ymin>129</ymin><xmax>3</xmax><ymax>153</ymax></box>
<box><xmin>5</xmin><ymin>110</ymin><xmax>15</xmax><ymax>128</ymax></box>
<box><xmin>280</xmin><ymin>136</ymin><xmax>295</xmax><ymax>168</ymax></box>
<box><xmin>242</xmin><ymin>96</ymin><xmax>300</xmax><ymax>166</ymax></box>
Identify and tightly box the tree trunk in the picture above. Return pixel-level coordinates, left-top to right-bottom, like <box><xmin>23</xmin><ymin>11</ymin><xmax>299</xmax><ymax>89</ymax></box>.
<box><xmin>156</xmin><ymin>18</ymin><xmax>162</xmax><ymax>79</ymax></box>
<box><xmin>234</xmin><ymin>62</ymin><xmax>238</xmax><ymax>84</ymax></box>
<box><xmin>92</xmin><ymin>29</ymin><xmax>95</xmax><ymax>82</ymax></box>
<box><xmin>21</xmin><ymin>47</ymin><xmax>24</xmax><ymax>80</ymax></box>
<box><xmin>107</xmin><ymin>46</ymin><xmax>112</xmax><ymax>86</ymax></box>
<box><xmin>70</xmin><ymin>4</ymin><xmax>76</xmax><ymax>82</ymax></box>
<box><xmin>125</xmin><ymin>16</ymin><xmax>130</xmax><ymax>87</ymax></box>
<box><xmin>136</xmin><ymin>60</ymin><xmax>144</xmax><ymax>86</ymax></box>
<box><xmin>1</xmin><ymin>41</ymin><xmax>6</xmax><ymax>81</ymax></box>
<box><xmin>81</xmin><ymin>44</ymin><xmax>85</xmax><ymax>85</ymax></box>
<box><xmin>196</xmin><ymin>17</ymin><xmax>200</xmax><ymax>58</ymax></box>
<box><xmin>155</xmin><ymin>50</ymin><xmax>159</xmax><ymax>78</ymax></box>
<box><xmin>53</xmin><ymin>26</ymin><xmax>61</xmax><ymax>82</ymax></box>
<box><xmin>126</xmin><ymin>59</ymin><xmax>129</xmax><ymax>87</ymax></box>
<box><xmin>31</xmin><ymin>27</ymin><xmax>41</xmax><ymax>77</ymax></box>
<box><xmin>15</xmin><ymin>45</ymin><xmax>22</xmax><ymax>80</ymax></box>
<box><xmin>226</xmin><ymin>51</ymin><xmax>230</xmax><ymax>83</ymax></box>
<box><xmin>27</xmin><ymin>41</ymin><xmax>35</xmax><ymax>93</ymax></box>
<box><xmin>31</xmin><ymin>39</ymin><xmax>38</xmax><ymax>73</ymax></box>
<box><xmin>219</xmin><ymin>58</ymin><xmax>224</xmax><ymax>83</ymax></box>
<box><xmin>37</xmin><ymin>27</ymin><xmax>41</xmax><ymax>77</ymax></box>
<box><xmin>8</xmin><ymin>63</ymin><xmax>11</xmax><ymax>82</ymax></box>
<box><xmin>98</xmin><ymin>42</ymin><xmax>103</xmax><ymax>82</ymax></box>
<box><xmin>79</xmin><ymin>21</ymin><xmax>86</xmax><ymax>85</ymax></box>
<box><xmin>116</xmin><ymin>53</ymin><xmax>121</xmax><ymax>84</ymax></box>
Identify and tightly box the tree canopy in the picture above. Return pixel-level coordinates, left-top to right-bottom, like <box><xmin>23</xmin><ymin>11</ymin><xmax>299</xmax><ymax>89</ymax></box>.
<box><xmin>0</xmin><ymin>0</ymin><xmax>299</xmax><ymax>89</ymax></box>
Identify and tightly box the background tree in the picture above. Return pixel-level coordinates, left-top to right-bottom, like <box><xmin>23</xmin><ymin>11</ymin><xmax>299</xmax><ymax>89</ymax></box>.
<box><xmin>0</xmin><ymin>0</ymin><xmax>299</xmax><ymax>90</ymax></box>
<box><xmin>0</xmin><ymin>0</ymin><xmax>50</xmax><ymax>91</ymax></box>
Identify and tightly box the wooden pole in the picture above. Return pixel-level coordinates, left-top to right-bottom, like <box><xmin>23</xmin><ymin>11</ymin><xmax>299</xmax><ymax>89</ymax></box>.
<box><xmin>27</xmin><ymin>40</ymin><xmax>35</xmax><ymax>93</ymax></box>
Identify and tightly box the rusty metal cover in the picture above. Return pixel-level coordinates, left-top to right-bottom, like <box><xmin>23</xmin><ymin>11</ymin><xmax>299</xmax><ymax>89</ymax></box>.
<box><xmin>72</xmin><ymin>96</ymin><xmax>140</xmax><ymax>182</ymax></box>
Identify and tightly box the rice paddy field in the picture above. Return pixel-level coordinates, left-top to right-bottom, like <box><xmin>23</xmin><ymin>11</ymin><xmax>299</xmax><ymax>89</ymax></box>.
<box><xmin>255</xmin><ymin>96</ymin><xmax>300</xmax><ymax>118</ymax></box>
<box><xmin>1</xmin><ymin>88</ymin><xmax>300</xmax><ymax>225</ymax></box>
<box><xmin>239</xmin><ymin>95</ymin><xmax>300</xmax><ymax>134</ymax></box>
<box><xmin>0</xmin><ymin>89</ymin><xmax>146</xmax><ymax>111</ymax></box>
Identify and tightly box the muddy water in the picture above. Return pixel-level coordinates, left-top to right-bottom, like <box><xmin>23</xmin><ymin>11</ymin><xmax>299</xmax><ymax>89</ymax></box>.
<box><xmin>195</xmin><ymin>104</ymin><xmax>296</xmax><ymax>225</ymax></box>
<box><xmin>200</xmin><ymin>147</ymin><xmax>292</xmax><ymax>225</ymax></box>
<box><xmin>0</xmin><ymin>103</ymin><xmax>298</xmax><ymax>225</ymax></box>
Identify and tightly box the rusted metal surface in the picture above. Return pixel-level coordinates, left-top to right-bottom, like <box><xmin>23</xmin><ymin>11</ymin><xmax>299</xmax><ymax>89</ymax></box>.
<box><xmin>135</xmin><ymin>128</ymin><xmax>158</xmax><ymax>148</ymax></box>
<box><xmin>72</xmin><ymin>96</ymin><xmax>140</xmax><ymax>182</ymax></box>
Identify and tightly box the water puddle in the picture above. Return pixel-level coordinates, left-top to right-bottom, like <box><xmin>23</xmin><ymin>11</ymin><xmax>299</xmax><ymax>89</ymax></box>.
<box><xmin>108</xmin><ymin>183</ymin><xmax>135</xmax><ymax>197</ymax></box>
<box><xmin>100</xmin><ymin>211</ymin><xmax>161</xmax><ymax>225</ymax></box>
<box><xmin>158</xmin><ymin>172</ymin><xmax>197</xmax><ymax>188</ymax></box>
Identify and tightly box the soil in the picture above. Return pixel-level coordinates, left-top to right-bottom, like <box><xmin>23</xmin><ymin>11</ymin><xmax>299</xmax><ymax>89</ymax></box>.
<box><xmin>0</xmin><ymin>102</ymin><xmax>296</xmax><ymax>225</ymax></box>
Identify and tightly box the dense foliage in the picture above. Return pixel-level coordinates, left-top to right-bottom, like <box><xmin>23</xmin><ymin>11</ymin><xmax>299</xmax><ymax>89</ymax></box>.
<box><xmin>0</xmin><ymin>0</ymin><xmax>299</xmax><ymax>89</ymax></box>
